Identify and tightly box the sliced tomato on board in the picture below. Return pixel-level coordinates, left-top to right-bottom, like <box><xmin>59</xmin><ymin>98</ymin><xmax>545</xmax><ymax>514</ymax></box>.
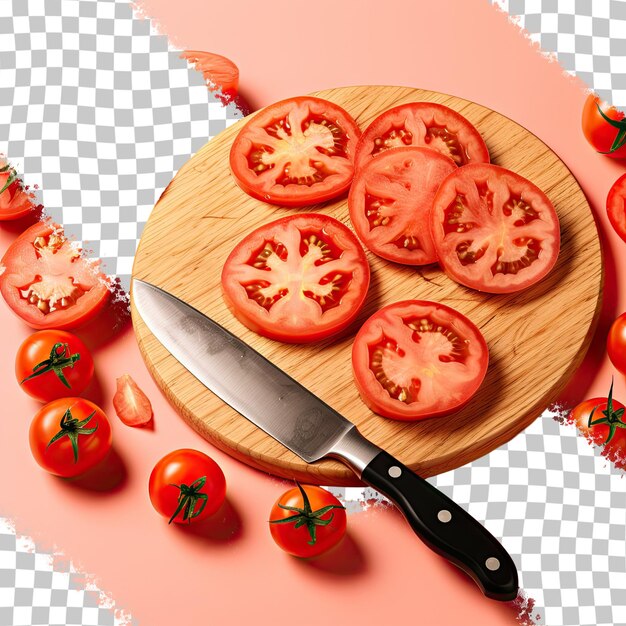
<box><xmin>0</xmin><ymin>161</ymin><xmax>36</xmax><ymax>221</ymax></box>
<box><xmin>0</xmin><ymin>222</ymin><xmax>110</xmax><ymax>329</ymax></box>
<box><xmin>354</xmin><ymin>102</ymin><xmax>489</xmax><ymax>171</ymax></box>
<box><xmin>431</xmin><ymin>163</ymin><xmax>560</xmax><ymax>294</ymax></box>
<box><xmin>352</xmin><ymin>300</ymin><xmax>488</xmax><ymax>421</ymax></box>
<box><xmin>349</xmin><ymin>147</ymin><xmax>456</xmax><ymax>265</ymax></box>
<box><xmin>607</xmin><ymin>173</ymin><xmax>626</xmax><ymax>243</ymax></box>
<box><xmin>221</xmin><ymin>214</ymin><xmax>370</xmax><ymax>343</ymax></box>
<box><xmin>229</xmin><ymin>96</ymin><xmax>361</xmax><ymax>206</ymax></box>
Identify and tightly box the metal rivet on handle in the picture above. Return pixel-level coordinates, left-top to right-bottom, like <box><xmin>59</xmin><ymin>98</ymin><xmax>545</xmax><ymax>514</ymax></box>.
<box><xmin>388</xmin><ymin>466</ymin><xmax>402</xmax><ymax>478</ymax></box>
<box><xmin>485</xmin><ymin>557</ymin><xmax>500</xmax><ymax>571</ymax></box>
<box><xmin>437</xmin><ymin>510</ymin><xmax>452</xmax><ymax>523</ymax></box>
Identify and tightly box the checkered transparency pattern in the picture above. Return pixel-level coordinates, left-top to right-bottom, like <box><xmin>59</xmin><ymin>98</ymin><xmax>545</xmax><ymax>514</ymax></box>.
<box><xmin>0</xmin><ymin>0</ymin><xmax>242</xmax><ymax>290</ymax></box>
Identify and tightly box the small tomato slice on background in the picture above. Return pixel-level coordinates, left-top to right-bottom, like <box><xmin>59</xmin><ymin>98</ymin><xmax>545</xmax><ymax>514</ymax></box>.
<box><xmin>581</xmin><ymin>94</ymin><xmax>626</xmax><ymax>158</ymax></box>
<box><xmin>571</xmin><ymin>381</ymin><xmax>626</xmax><ymax>467</ymax></box>
<box><xmin>29</xmin><ymin>398</ymin><xmax>112</xmax><ymax>478</ymax></box>
<box><xmin>0</xmin><ymin>161</ymin><xmax>35</xmax><ymax>221</ymax></box>
<box><xmin>608</xmin><ymin>313</ymin><xmax>626</xmax><ymax>377</ymax></box>
<box><xmin>0</xmin><ymin>221</ymin><xmax>110</xmax><ymax>329</ymax></box>
<box><xmin>16</xmin><ymin>330</ymin><xmax>94</xmax><ymax>402</ymax></box>
<box><xmin>113</xmin><ymin>374</ymin><xmax>153</xmax><ymax>427</ymax></box>
<box><xmin>181</xmin><ymin>50</ymin><xmax>239</xmax><ymax>98</ymax></box>
<box><xmin>269</xmin><ymin>483</ymin><xmax>346</xmax><ymax>558</ymax></box>
<box><xmin>221</xmin><ymin>213</ymin><xmax>370</xmax><ymax>343</ymax></box>
<box><xmin>352</xmin><ymin>300</ymin><xmax>489</xmax><ymax>421</ymax></box>
<box><xmin>349</xmin><ymin>146</ymin><xmax>456</xmax><ymax>265</ymax></box>
<box><xmin>354</xmin><ymin>101</ymin><xmax>489</xmax><ymax>170</ymax></box>
<box><xmin>607</xmin><ymin>173</ymin><xmax>626</xmax><ymax>243</ymax></box>
<box><xmin>149</xmin><ymin>449</ymin><xmax>226</xmax><ymax>524</ymax></box>
<box><xmin>229</xmin><ymin>96</ymin><xmax>361</xmax><ymax>206</ymax></box>
<box><xmin>431</xmin><ymin>163</ymin><xmax>560</xmax><ymax>294</ymax></box>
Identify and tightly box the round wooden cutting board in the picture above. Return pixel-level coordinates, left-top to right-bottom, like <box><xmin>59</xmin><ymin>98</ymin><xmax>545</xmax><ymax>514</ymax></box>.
<box><xmin>131</xmin><ymin>85</ymin><xmax>602</xmax><ymax>486</ymax></box>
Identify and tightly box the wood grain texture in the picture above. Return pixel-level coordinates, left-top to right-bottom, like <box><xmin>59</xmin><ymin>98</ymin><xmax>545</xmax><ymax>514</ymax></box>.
<box><xmin>131</xmin><ymin>85</ymin><xmax>603</xmax><ymax>486</ymax></box>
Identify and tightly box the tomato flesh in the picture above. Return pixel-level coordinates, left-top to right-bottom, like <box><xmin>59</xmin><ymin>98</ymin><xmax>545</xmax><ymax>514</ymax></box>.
<box><xmin>0</xmin><ymin>222</ymin><xmax>109</xmax><ymax>329</ymax></box>
<box><xmin>349</xmin><ymin>147</ymin><xmax>456</xmax><ymax>265</ymax></box>
<box><xmin>355</xmin><ymin>102</ymin><xmax>489</xmax><ymax>170</ymax></box>
<box><xmin>352</xmin><ymin>300</ymin><xmax>488</xmax><ymax>420</ymax></box>
<box><xmin>431</xmin><ymin>163</ymin><xmax>560</xmax><ymax>293</ymax></box>
<box><xmin>230</xmin><ymin>96</ymin><xmax>361</xmax><ymax>206</ymax></box>
<box><xmin>607</xmin><ymin>173</ymin><xmax>626</xmax><ymax>243</ymax></box>
<box><xmin>222</xmin><ymin>214</ymin><xmax>370</xmax><ymax>343</ymax></box>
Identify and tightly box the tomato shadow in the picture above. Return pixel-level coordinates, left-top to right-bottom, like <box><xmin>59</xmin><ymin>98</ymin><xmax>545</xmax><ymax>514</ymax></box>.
<box><xmin>172</xmin><ymin>497</ymin><xmax>243</xmax><ymax>544</ymax></box>
<box><xmin>62</xmin><ymin>446</ymin><xmax>128</xmax><ymax>493</ymax></box>
<box><xmin>80</xmin><ymin>369</ymin><xmax>104</xmax><ymax>406</ymax></box>
<box><xmin>290</xmin><ymin>532</ymin><xmax>368</xmax><ymax>577</ymax></box>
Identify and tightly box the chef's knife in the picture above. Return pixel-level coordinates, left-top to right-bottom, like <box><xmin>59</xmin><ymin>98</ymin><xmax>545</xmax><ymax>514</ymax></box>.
<box><xmin>132</xmin><ymin>278</ymin><xmax>518</xmax><ymax>601</ymax></box>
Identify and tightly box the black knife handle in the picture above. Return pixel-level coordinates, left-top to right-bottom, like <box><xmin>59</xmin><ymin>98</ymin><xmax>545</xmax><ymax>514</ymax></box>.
<box><xmin>361</xmin><ymin>450</ymin><xmax>518</xmax><ymax>601</ymax></box>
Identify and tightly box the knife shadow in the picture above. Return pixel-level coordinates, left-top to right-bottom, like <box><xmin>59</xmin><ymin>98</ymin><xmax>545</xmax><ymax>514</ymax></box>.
<box><xmin>292</xmin><ymin>532</ymin><xmax>367</xmax><ymax>577</ymax></box>
<box><xmin>173</xmin><ymin>497</ymin><xmax>243</xmax><ymax>544</ymax></box>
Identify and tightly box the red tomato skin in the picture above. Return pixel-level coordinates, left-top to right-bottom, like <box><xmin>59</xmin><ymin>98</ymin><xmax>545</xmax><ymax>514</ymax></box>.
<box><xmin>0</xmin><ymin>167</ymin><xmax>34</xmax><ymax>221</ymax></box>
<box><xmin>608</xmin><ymin>313</ymin><xmax>626</xmax><ymax>376</ymax></box>
<box><xmin>181</xmin><ymin>50</ymin><xmax>239</xmax><ymax>97</ymax></box>
<box><xmin>149</xmin><ymin>449</ymin><xmax>226</xmax><ymax>524</ymax></box>
<box><xmin>0</xmin><ymin>222</ymin><xmax>110</xmax><ymax>330</ymax></box>
<box><xmin>607</xmin><ymin>173</ymin><xmax>626</xmax><ymax>243</ymax></box>
<box><xmin>29</xmin><ymin>398</ymin><xmax>112</xmax><ymax>478</ymax></box>
<box><xmin>16</xmin><ymin>330</ymin><xmax>94</xmax><ymax>403</ymax></box>
<box><xmin>582</xmin><ymin>94</ymin><xmax>626</xmax><ymax>159</ymax></box>
<box><xmin>269</xmin><ymin>486</ymin><xmax>347</xmax><ymax>558</ymax></box>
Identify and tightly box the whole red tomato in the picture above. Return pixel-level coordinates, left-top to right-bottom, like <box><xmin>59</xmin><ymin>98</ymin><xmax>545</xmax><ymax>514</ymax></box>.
<box><xmin>608</xmin><ymin>313</ymin><xmax>626</xmax><ymax>376</ymax></box>
<box><xmin>571</xmin><ymin>381</ymin><xmax>626</xmax><ymax>466</ymax></box>
<box><xmin>29</xmin><ymin>398</ymin><xmax>112</xmax><ymax>477</ymax></box>
<box><xmin>0</xmin><ymin>161</ymin><xmax>34</xmax><ymax>221</ymax></box>
<box><xmin>16</xmin><ymin>330</ymin><xmax>94</xmax><ymax>402</ymax></box>
<box><xmin>582</xmin><ymin>94</ymin><xmax>626</xmax><ymax>158</ymax></box>
<box><xmin>149</xmin><ymin>449</ymin><xmax>226</xmax><ymax>524</ymax></box>
<box><xmin>269</xmin><ymin>483</ymin><xmax>346</xmax><ymax>558</ymax></box>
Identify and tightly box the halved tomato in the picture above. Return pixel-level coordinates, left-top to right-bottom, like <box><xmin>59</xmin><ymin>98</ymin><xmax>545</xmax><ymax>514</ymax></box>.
<box><xmin>431</xmin><ymin>164</ymin><xmax>560</xmax><ymax>294</ymax></box>
<box><xmin>0</xmin><ymin>222</ymin><xmax>110</xmax><ymax>329</ymax></box>
<box><xmin>229</xmin><ymin>96</ymin><xmax>361</xmax><ymax>206</ymax></box>
<box><xmin>352</xmin><ymin>300</ymin><xmax>488</xmax><ymax>421</ymax></box>
<box><xmin>354</xmin><ymin>102</ymin><xmax>489</xmax><ymax>171</ymax></box>
<box><xmin>0</xmin><ymin>161</ymin><xmax>36</xmax><ymax>221</ymax></box>
<box><xmin>221</xmin><ymin>214</ymin><xmax>370</xmax><ymax>343</ymax></box>
<box><xmin>607</xmin><ymin>173</ymin><xmax>626</xmax><ymax>243</ymax></box>
<box><xmin>348</xmin><ymin>147</ymin><xmax>456</xmax><ymax>265</ymax></box>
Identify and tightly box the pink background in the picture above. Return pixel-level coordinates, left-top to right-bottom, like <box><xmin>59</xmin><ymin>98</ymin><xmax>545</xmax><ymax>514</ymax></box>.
<box><xmin>2</xmin><ymin>0</ymin><xmax>626</xmax><ymax>624</ymax></box>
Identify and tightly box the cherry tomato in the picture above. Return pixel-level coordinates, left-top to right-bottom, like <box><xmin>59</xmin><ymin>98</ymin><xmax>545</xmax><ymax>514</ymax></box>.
<box><xmin>0</xmin><ymin>222</ymin><xmax>110</xmax><ymax>329</ymax></box>
<box><xmin>16</xmin><ymin>330</ymin><xmax>94</xmax><ymax>403</ymax></box>
<box><xmin>269</xmin><ymin>483</ymin><xmax>346</xmax><ymax>558</ymax></box>
<box><xmin>571</xmin><ymin>381</ymin><xmax>626</xmax><ymax>466</ymax></box>
<box><xmin>607</xmin><ymin>173</ymin><xmax>626</xmax><ymax>243</ymax></box>
<box><xmin>349</xmin><ymin>147</ymin><xmax>456</xmax><ymax>265</ymax></box>
<box><xmin>431</xmin><ymin>163</ymin><xmax>560</xmax><ymax>293</ymax></box>
<box><xmin>149</xmin><ymin>449</ymin><xmax>226</xmax><ymax>524</ymax></box>
<box><xmin>608</xmin><ymin>313</ymin><xmax>626</xmax><ymax>376</ymax></box>
<box><xmin>352</xmin><ymin>300</ymin><xmax>489</xmax><ymax>421</ymax></box>
<box><xmin>181</xmin><ymin>50</ymin><xmax>239</xmax><ymax>98</ymax></box>
<box><xmin>0</xmin><ymin>161</ymin><xmax>35</xmax><ymax>221</ymax></box>
<box><xmin>581</xmin><ymin>94</ymin><xmax>626</xmax><ymax>159</ymax></box>
<box><xmin>29</xmin><ymin>398</ymin><xmax>112</xmax><ymax>477</ymax></box>
<box><xmin>229</xmin><ymin>96</ymin><xmax>361</xmax><ymax>206</ymax></box>
<box><xmin>113</xmin><ymin>374</ymin><xmax>153</xmax><ymax>427</ymax></box>
<box><xmin>221</xmin><ymin>213</ymin><xmax>370</xmax><ymax>343</ymax></box>
<box><xmin>355</xmin><ymin>101</ymin><xmax>489</xmax><ymax>171</ymax></box>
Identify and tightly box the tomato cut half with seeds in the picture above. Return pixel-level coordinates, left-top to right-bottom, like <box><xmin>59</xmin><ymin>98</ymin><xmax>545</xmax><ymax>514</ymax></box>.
<box><xmin>355</xmin><ymin>102</ymin><xmax>489</xmax><ymax>171</ymax></box>
<box><xmin>352</xmin><ymin>300</ymin><xmax>489</xmax><ymax>421</ymax></box>
<box><xmin>0</xmin><ymin>222</ymin><xmax>110</xmax><ymax>329</ymax></box>
<box><xmin>221</xmin><ymin>214</ymin><xmax>370</xmax><ymax>343</ymax></box>
<box><xmin>607</xmin><ymin>173</ymin><xmax>626</xmax><ymax>243</ymax></box>
<box><xmin>349</xmin><ymin>147</ymin><xmax>456</xmax><ymax>265</ymax></box>
<box><xmin>431</xmin><ymin>164</ymin><xmax>560</xmax><ymax>294</ymax></box>
<box><xmin>229</xmin><ymin>96</ymin><xmax>361</xmax><ymax>206</ymax></box>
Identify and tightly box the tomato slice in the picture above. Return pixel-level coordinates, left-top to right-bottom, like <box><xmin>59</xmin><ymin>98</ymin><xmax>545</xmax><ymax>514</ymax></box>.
<box><xmin>431</xmin><ymin>163</ymin><xmax>560</xmax><ymax>294</ymax></box>
<box><xmin>113</xmin><ymin>374</ymin><xmax>153</xmax><ymax>427</ymax></box>
<box><xmin>229</xmin><ymin>96</ymin><xmax>361</xmax><ymax>207</ymax></box>
<box><xmin>607</xmin><ymin>173</ymin><xmax>626</xmax><ymax>243</ymax></box>
<box><xmin>0</xmin><ymin>161</ymin><xmax>36</xmax><ymax>221</ymax></box>
<box><xmin>221</xmin><ymin>214</ymin><xmax>370</xmax><ymax>343</ymax></box>
<box><xmin>0</xmin><ymin>222</ymin><xmax>110</xmax><ymax>329</ymax></box>
<box><xmin>352</xmin><ymin>300</ymin><xmax>488</xmax><ymax>421</ymax></box>
<box><xmin>349</xmin><ymin>147</ymin><xmax>456</xmax><ymax>265</ymax></box>
<box><xmin>355</xmin><ymin>102</ymin><xmax>489</xmax><ymax>171</ymax></box>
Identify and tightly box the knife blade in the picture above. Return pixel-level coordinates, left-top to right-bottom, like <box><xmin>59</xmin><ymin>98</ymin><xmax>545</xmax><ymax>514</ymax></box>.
<box><xmin>132</xmin><ymin>278</ymin><xmax>518</xmax><ymax>601</ymax></box>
